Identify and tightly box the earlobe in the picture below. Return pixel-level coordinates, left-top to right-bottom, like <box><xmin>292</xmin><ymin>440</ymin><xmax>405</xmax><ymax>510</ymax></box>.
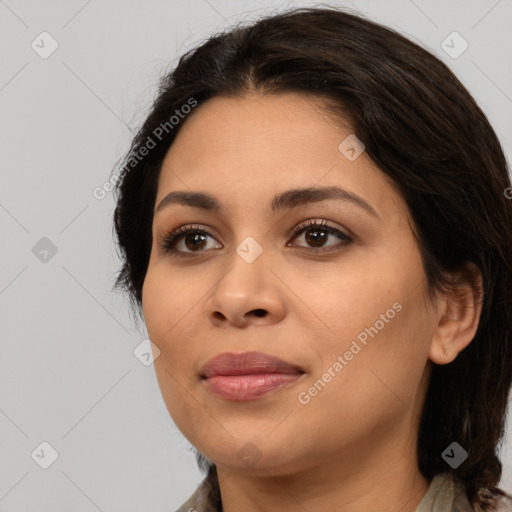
<box><xmin>428</xmin><ymin>262</ymin><xmax>484</xmax><ymax>365</ymax></box>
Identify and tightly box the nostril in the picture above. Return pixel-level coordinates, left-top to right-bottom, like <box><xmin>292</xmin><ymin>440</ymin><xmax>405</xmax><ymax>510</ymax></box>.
<box><xmin>252</xmin><ymin>309</ymin><xmax>267</xmax><ymax>317</ymax></box>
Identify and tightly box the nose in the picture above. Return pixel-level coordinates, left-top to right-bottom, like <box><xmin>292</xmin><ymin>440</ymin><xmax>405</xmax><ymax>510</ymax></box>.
<box><xmin>204</xmin><ymin>248</ymin><xmax>286</xmax><ymax>328</ymax></box>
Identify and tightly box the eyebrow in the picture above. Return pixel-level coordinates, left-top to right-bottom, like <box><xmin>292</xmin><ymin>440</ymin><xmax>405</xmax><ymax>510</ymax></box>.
<box><xmin>155</xmin><ymin>186</ymin><xmax>379</xmax><ymax>218</ymax></box>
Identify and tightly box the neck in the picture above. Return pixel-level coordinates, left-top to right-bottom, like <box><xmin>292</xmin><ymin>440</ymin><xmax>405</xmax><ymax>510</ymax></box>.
<box><xmin>216</xmin><ymin>424</ymin><xmax>429</xmax><ymax>512</ymax></box>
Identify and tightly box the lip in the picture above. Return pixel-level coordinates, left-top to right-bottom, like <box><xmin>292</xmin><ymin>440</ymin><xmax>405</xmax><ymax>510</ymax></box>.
<box><xmin>201</xmin><ymin>351</ymin><xmax>305</xmax><ymax>401</ymax></box>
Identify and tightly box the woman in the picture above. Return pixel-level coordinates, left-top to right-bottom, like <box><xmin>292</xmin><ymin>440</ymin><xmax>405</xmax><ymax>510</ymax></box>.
<box><xmin>112</xmin><ymin>6</ymin><xmax>512</xmax><ymax>512</ymax></box>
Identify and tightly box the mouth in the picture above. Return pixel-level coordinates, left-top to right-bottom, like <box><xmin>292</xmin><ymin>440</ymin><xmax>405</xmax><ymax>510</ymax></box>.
<box><xmin>200</xmin><ymin>351</ymin><xmax>306</xmax><ymax>401</ymax></box>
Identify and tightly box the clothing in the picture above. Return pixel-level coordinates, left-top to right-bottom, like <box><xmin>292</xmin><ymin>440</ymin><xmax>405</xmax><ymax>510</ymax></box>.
<box><xmin>414</xmin><ymin>473</ymin><xmax>512</xmax><ymax>512</ymax></box>
<box><xmin>176</xmin><ymin>477</ymin><xmax>218</xmax><ymax>512</ymax></box>
<box><xmin>416</xmin><ymin>472</ymin><xmax>473</xmax><ymax>511</ymax></box>
<box><xmin>175</xmin><ymin>471</ymin><xmax>512</xmax><ymax>512</ymax></box>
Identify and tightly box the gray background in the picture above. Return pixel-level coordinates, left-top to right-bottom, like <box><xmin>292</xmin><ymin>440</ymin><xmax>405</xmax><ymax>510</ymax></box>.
<box><xmin>1</xmin><ymin>0</ymin><xmax>511</xmax><ymax>510</ymax></box>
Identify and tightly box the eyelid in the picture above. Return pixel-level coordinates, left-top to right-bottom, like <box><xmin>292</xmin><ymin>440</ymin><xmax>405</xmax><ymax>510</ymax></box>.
<box><xmin>289</xmin><ymin>218</ymin><xmax>351</xmax><ymax>239</ymax></box>
<box><xmin>158</xmin><ymin>223</ymin><xmax>220</xmax><ymax>252</ymax></box>
<box><xmin>159</xmin><ymin>218</ymin><xmax>354</xmax><ymax>255</ymax></box>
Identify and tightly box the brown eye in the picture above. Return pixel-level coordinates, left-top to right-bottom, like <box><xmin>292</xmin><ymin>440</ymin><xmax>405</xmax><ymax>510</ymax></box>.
<box><xmin>289</xmin><ymin>219</ymin><xmax>353</xmax><ymax>252</ymax></box>
<box><xmin>160</xmin><ymin>225</ymin><xmax>221</xmax><ymax>255</ymax></box>
<box><xmin>160</xmin><ymin>219</ymin><xmax>353</xmax><ymax>258</ymax></box>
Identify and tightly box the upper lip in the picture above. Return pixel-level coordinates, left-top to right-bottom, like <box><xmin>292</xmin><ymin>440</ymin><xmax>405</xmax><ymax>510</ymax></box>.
<box><xmin>201</xmin><ymin>351</ymin><xmax>305</xmax><ymax>378</ymax></box>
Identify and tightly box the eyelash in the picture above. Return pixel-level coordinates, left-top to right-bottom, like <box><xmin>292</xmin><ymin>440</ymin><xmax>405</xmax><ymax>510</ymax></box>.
<box><xmin>159</xmin><ymin>219</ymin><xmax>353</xmax><ymax>257</ymax></box>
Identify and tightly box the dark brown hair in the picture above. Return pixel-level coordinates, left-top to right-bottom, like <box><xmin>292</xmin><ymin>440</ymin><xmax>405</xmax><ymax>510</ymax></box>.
<box><xmin>112</xmin><ymin>6</ymin><xmax>512</xmax><ymax>511</ymax></box>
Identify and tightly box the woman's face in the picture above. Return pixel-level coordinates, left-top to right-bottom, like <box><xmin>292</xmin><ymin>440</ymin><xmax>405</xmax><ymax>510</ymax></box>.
<box><xmin>142</xmin><ymin>92</ymin><xmax>439</xmax><ymax>477</ymax></box>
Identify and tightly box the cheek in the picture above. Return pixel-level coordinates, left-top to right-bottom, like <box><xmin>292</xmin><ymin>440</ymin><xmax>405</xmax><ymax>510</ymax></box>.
<box><xmin>292</xmin><ymin>260</ymin><xmax>398</xmax><ymax>355</ymax></box>
<box><xmin>292</xmin><ymin>300</ymin><xmax>431</xmax><ymax>454</ymax></box>
<box><xmin>143</xmin><ymin>265</ymin><xmax>194</xmax><ymax>341</ymax></box>
<box><xmin>142</xmin><ymin>269</ymin><xmax>203</xmax><ymax>433</ymax></box>
<box><xmin>296</xmin><ymin>254</ymin><xmax>431</xmax><ymax>403</ymax></box>
<box><xmin>141</xmin><ymin>267</ymin><xmax>200</xmax><ymax>382</ymax></box>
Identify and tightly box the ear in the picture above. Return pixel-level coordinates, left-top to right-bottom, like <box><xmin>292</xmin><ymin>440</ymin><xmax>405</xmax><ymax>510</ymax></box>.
<box><xmin>428</xmin><ymin>262</ymin><xmax>484</xmax><ymax>365</ymax></box>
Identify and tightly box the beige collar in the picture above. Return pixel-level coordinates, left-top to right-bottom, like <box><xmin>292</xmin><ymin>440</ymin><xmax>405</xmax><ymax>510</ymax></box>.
<box><xmin>414</xmin><ymin>472</ymin><xmax>473</xmax><ymax>512</ymax></box>
<box><xmin>176</xmin><ymin>471</ymin><xmax>512</xmax><ymax>512</ymax></box>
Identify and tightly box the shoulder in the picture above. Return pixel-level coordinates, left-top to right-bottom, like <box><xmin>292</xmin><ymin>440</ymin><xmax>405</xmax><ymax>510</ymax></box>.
<box><xmin>486</xmin><ymin>493</ymin><xmax>512</xmax><ymax>512</ymax></box>
<box><xmin>420</xmin><ymin>472</ymin><xmax>512</xmax><ymax>512</ymax></box>
<box><xmin>472</xmin><ymin>488</ymin><xmax>512</xmax><ymax>512</ymax></box>
<box><xmin>174</xmin><ymin>480</ymin><xmax>218</xmax><ymax>512</ymax></box>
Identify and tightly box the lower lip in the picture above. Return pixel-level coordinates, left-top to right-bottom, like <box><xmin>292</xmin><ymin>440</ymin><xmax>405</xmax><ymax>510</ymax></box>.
<box><xmin>203</xmin><ymin>373</ymin><xmax>303</xmax><ymax>401</ymax></box>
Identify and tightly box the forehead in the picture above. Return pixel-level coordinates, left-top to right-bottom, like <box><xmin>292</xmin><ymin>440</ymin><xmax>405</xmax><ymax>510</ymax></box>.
<box><xmin>156</xmin><ymin>92</ymin><xmax>406</xmax><ymax>221</ymax></box>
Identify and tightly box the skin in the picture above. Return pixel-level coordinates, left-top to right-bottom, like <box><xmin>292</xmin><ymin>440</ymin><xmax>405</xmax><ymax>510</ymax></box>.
<box><xmin>141</xmin><ymin>91</ymin><xmax>483</xmax><ymax>512</ymax></box>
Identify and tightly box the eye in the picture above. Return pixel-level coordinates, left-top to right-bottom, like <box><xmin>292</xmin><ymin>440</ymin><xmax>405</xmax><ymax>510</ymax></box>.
<box><xmin>159</xmin><ymin>224</ymin><xmax>221</xmax><ymax>255</ymax></box>
<box><xmin>287</xmin><ymin>219</ymin><xmax>353</xmax><ymax>252</ymax></box>
<box><xmin>159</xmin><ymin>219</ymin><xmax>353</xmax><ymax>257</ymax></box>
